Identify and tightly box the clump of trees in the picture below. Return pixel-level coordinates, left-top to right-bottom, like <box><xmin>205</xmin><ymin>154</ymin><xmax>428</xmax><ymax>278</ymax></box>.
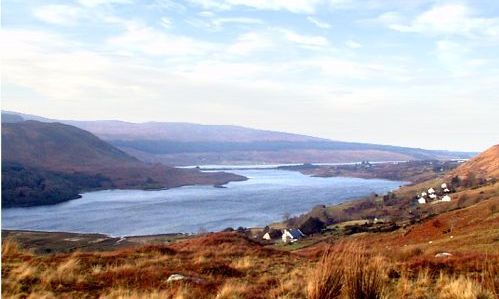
<box><xmin>2</xmin><ymin>162</ymin><xmax>112</xmax><ymax>207</ymax></box>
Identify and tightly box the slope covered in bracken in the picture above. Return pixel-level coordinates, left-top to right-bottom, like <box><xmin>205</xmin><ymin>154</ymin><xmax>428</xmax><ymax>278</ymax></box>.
<box><xmin>452</xmin><ymin>144</ymin><xmax>499</xmax><ymax>179</ymax></box>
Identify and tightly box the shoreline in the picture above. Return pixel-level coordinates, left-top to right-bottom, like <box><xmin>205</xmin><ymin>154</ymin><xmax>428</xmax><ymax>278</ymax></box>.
<box><xmin>1</xmin><ymin>229</ymin><xmax>192</xmax><ymax>254</ymax></box>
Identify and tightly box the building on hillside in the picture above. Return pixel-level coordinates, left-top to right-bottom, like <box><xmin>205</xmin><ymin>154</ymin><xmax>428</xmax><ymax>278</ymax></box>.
<box><xmin>262</xmin><ymin>229</ymin><xmax>282</xmax><ymax>241</ymax></box>
<box><xmin>418</xmin><ymin>197</ymin><xmax>426</xmax><ymax>204</ymax></box>
<box><xmin>441</xmin><ymin>195</ymin><xmax>452</xmax><ymax>202</ymax></box>
<box><xmin>429</xmin><ymin>194</ymin><xmax>437</xmax><ymax>199</ymax></box>
<box><xmin>441</xmin><ymin>183</ymin><xmax>448</xmax><ymax>189</ymax></box>
<box><xmin>443</xmin><ymin>188</ymin><xmax>450</xmax><ymax>193</ymax></box>
<box><xmin>421</xmin><ymin>192</ymin><xmax>427</xmax><ymax>197</ymax></box>
<box><xmin>282</xmin><ymin>228</ymin><xmax>304</xmax><ymax>243</ymax></box>
<box><xmin>428</xmin><ymin>188</ymin><xmax>435</xmax><ymax>194</ymax></box>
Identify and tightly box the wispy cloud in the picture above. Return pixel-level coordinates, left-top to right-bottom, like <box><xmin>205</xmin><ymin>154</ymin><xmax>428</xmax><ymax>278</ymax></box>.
<box><xmin>78</xmin><ymin>0</ymin><xmax>132</xmax><ymax>7</ymax></box>
<box><xmin>188</xmin><ymin>0</ymin><xmax>323</xmax><ymax>14</ymax></box>
<box><xmin>188</xmin><ymin>16</ymin><xmax>264</xmax><ymax>31</ymax></box>
<box><xmin>378</xmin><ymin>3</ymin><xmax>499</xmax><ymax>39</ymax></box>
<box><xmin>345</xmin><ymin>40</ymin><xmax>361</xmax><ymax>48</ymax></box>
<box><xmin>2</xmin><ymin>0</ymin><xmax>499</xmax><ymax>150</ymax></box>
<box><xmin>279</xmin><ymin>28</ymin><xmax>329</xmax><ymax>48</ymax></box>
<box><xmin>33</xmin><ymin>4</ymin><xmax>83</xmax><ymax>25</ymax></box>
<box><xmin>307</xmin><ymin>16</ymin><xmax>331</xmax><ymax>29</ymax></box>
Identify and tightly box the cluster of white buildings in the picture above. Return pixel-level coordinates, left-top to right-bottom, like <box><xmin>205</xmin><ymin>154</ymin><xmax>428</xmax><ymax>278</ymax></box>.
<box><xmin>417</xmin><ymin>183</ymin><xmax>452</xmax><ymax>204</ymax></box>
<box><xmin>262</xmin><ymin>228</ymin><xmax>305</xmax><ymax>243</ymax></box>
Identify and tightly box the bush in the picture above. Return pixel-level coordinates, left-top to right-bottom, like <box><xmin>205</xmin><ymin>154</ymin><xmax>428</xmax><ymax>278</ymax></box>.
<box><xmin>307</xmin><ymin>243</ymin><xmax>387</xmax><ymax>299</ymax></box>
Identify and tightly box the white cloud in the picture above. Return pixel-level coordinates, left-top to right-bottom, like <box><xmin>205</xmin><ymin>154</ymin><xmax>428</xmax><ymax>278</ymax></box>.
<box><xmin>78</xmin><ymin>0</ymin><xmax>132</xmax><ymax>7</ymax></box>
<box><xmin>345</xmin><ymin>40</ymin><xmax>361</xmax><ymax>48</ymax></box>
<box><xmin>307</xmin><ymin>16</ymin><xmax>331</xmax><ymax>29</ymax></box>
<box><xmin>189</xmin><ymin>0</ymin><xmax>324</xmax><ymax>14</ymax></box>
<box><xmin>33</xmin><ymin>5</ymin><xmax>82</xmax><ymax>25</ymax></box>
<box><xmin>227</xmin><ymin>32</ymin><xmax>275</xmax><ymax>55</ymax></box>
<box><xmin>107</xmin><ymin>25</ymin><xmax>218</xmax><ymax>56</ymax></box>
<box><xmin>188</xmin><ymin>16</ymin><xmax>264</xmax><ymax>31</ymax></box>
<box><xmin>379</xmin><ymin>3</ymin><xmax>499</xmax><ymax>39</ymax></box>
<box><xmin>279</xmin><ymin>29</ymin><xmax>329</xmax><ymax>47</ymax></box>
<box><xmin>160</xmin><ymin>17</ymin><xmax>172</xmax><ymax>29</ymax></box>
<box><xmin>5</xmin><ymin>1</ymin><xmax>499</xmax><ymax>151</ymax></box>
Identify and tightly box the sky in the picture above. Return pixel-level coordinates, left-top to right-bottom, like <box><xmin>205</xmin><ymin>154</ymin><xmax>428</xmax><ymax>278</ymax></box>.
<box><xmin>1</xmin><ymin>0</ymin><xmax>498</xmax><ymax>152</ymax></box>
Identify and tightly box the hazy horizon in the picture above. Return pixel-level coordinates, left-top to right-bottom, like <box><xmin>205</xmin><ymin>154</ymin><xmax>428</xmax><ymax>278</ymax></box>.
<box><xmin>2</xmin><ymin>0</ymin><xmax>498</xmax><ymax>152</ymax></box>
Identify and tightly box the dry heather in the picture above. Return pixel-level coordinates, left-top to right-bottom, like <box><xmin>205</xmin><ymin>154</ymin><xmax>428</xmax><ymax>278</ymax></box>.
<box><xmin>2</xmin><ymin>233</ymin><xmax>498</xmax><ymax>299</ymax></box>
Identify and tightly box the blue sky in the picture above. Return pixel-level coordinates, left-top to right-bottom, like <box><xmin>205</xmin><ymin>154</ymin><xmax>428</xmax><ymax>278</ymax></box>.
<box><xmin>2</xmin><ymin>0</ymin><xmax>498</xmax><ymax>151</ymax></box>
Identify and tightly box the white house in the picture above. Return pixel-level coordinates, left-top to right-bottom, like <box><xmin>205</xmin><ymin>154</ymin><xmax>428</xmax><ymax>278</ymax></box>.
<box><xmin>441</xmin><ymin>183</ymin><xmax>448</xmax><ymax>189</ymax></box>
<box><xmin>421</xmin><ymin>192</ymin><xmax>427</xmax><ymax>197</ymax></box>
<box><xmin>441</xmin><ymin>195</ymin><xmax>452</xmax><ymax>202</ymax></box>
<box><xmin>444</xmin><ymin>188</ymin><xmax>450</xmax><ymax>193</ymax></box>
<box><xmin>262</xmin><ymin>230</ymin><xmax>282</xmax><ymax>240</ymax></box>
<box><xmin>429</xmin><ymin>194</ymin><xmax>437</xmax><ymax>199</ymax></box>
<box><xmin>428</xmin><ymin>188</ymin><xmax>435</xmax><ymax>194</ymax></box>
<box><xmin>282</xmin><ymin>229</ymin><xmax>304</xmax><ymax>243</ymax></box>
<box><xmin>418</xmin><ymin>197</ymin><xmax>426</xmax><ymax>204</ymax></box>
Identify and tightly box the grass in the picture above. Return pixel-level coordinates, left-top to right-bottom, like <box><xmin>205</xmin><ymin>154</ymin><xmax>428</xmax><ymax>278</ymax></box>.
<box><xmin>3</xmin><ymin>233</ymin><xmax>497</xmax><ymax>299</ymax></box>
<box><xmin>2</xmin><ymin>183</ymin><xmax>498</xmax><ymax>298</ymax></box>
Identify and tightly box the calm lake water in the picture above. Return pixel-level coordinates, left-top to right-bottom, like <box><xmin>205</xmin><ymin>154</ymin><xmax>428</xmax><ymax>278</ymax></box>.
<box><xmin>2</xmin><ymin>168</ymin><xmax>405</xmax><ymax>236</ymax></box>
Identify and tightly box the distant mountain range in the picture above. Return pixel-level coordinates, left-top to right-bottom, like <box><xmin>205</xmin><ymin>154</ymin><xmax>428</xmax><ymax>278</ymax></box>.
<box><xmin>1</xmin><ymin>119</ymin><xmax>244</xmax><ymax>207</ymax></box>
<box><xmin>3</xmin><ymin>111</ymin><xmax>476</xmax><ymax>166</ymax></box>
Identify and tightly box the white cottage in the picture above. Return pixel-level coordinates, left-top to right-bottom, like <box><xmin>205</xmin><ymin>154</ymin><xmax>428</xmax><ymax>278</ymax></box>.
<box><xmin>441</xmin><ymin>183</ymin><xmax>448</xmax><ymax>189</ymax></box>
<box><xmin>429</xmin><ymin>194</ymin><xmax>437</xmax><ymax>199</ymax></box>
<box><xmin>421</xmin><ymin>192</ymin><xmax>427</xmax><ymax>197</ymax></box>
<box><xmin>418</xmin><ymin>197</ymin><xmax>426</xmax><ymax>204</ymax></box>
<box><xmin>282</xmin><ymin>229</ymin><xmax>304</xmax><ymax>243</ymax></box>
<box><xmin>444</xmin><ymin>188</ymin><xmax>450</xmax><ymax>193</ymax></box>
<box><xmin>428</xmin><ymin>188</ymin><xmax>436</xmax><ymax>194</ymax></box>
<box><xmin>262</xmin><ymin>230</ymin><xmax>282</xmax><ymax>240</ymax></box>
<box><xmin>441</xmin><ymin>195</ymin><xmax>452</xmax><ymax>202</ymax></box>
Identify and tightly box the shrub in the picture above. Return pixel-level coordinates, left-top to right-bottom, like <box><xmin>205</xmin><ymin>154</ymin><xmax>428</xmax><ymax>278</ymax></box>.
<box><xmin>307</xmin><ymin>246</ymin><xmax>344</xmax><ymax>299</ymax></box>
<box><xmin>307</xmin><ymin>243</ymin><xmax>387</xmax><ymax>299</ymax></box>
<box><xmin>343</xmin><ymin>255</ymin><xmax>386</xmax><ymax>299</ymax></box>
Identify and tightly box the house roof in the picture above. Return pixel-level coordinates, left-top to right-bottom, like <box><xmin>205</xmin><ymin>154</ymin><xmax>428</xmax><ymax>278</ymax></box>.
<box><xmin>285</xmin><ymin>228</ymin><xmax>304</xmax><ymax>239</ymax></box>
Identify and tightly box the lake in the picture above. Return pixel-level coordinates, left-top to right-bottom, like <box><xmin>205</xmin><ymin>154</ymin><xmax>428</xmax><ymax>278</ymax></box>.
<box><xmin>1</xmin><ymin>167</ymin><xmax>406</xmax><ymax>236</ymax></box>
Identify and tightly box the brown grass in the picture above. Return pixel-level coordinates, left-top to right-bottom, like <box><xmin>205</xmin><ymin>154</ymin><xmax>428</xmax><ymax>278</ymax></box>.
<box><xmin>307</xmin><ymin>243</ymin><xmax>387</xmax><ymax>299</ymax></box>
<box><xmin>2</xmin><ymin>234</ymin><xmax>498</xmax><ymax>299</ymax></box>
<box><xmin>307</xmin><ymin>245</ymin><xmax>344</xmax><ymax>299</ymax></box>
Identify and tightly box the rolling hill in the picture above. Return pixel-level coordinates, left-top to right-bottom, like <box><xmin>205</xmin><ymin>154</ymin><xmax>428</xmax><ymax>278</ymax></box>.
<box><xmin>451</xmin><ymin>144</ymin><xmax>499</xmax><ymax>179</ymax></box>
<box><xmin>1</xmin><ymin>121</ymin><xmax>245</xmax><ymax>207</ymax></box>
<box><xmin>3</xmin><ymin>111</ymin><xmax>476</xmax><ymax>166</ymax></box>
<box><xmin>2</xmin><ymin>121</ymin><xmax>137</xmax><ymax>172</ymax></box>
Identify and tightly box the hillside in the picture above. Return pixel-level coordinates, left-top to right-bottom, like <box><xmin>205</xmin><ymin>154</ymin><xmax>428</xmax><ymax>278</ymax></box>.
<box><xmin>1</xmin><ymin>121</ymin><xmax>245</xmax><ymax>207</ymax></box>
<box><xmin>2</xmin><ymin>121</ymin><xmax>137</xmax><ymax>172</ymax></box>
<box><xmin>451</xmin><ymin>144</ymin><xmax>499</xmax><ymax>179</ymax></box>
<box><xmin>3</xmin><ymin>111</ymin><xmax>476</xmax><ymax>165</ymax></box>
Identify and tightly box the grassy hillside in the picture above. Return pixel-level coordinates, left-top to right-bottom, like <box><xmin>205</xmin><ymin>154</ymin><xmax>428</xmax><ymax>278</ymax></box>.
<box><xmin>2</xmin><ymin>121</ymin><xmax>137</xmax><ymax>172</ymax></box>
<box><xmin>451</xmin><ymin>144</ymin><xmax>499</xmax><ymax>179</ymax></box>
<box><xmin>1</xmin><ymin>121</ymin><xmax>245</xmax><ymax>207</ymax></box>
